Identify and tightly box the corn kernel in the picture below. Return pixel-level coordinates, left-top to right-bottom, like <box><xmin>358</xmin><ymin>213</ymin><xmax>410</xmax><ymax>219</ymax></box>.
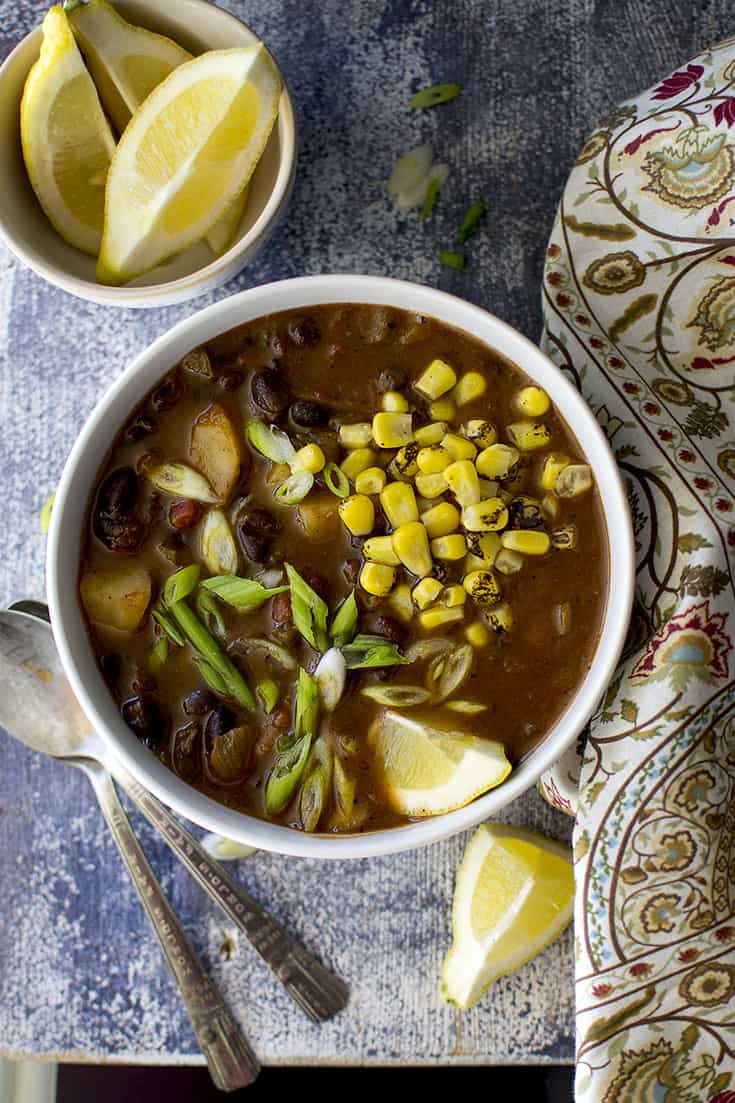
<box><xmin>541</xmin><ymin>493</ymin><xmax>560</xmax><ymax>522</ymax></box>
<box><xmin>453</xmin><ymin>371</ymin><xmax>487</xmax><ymax>406</ymax></box>
<box><xmin>444</xmin><ymin>459</ymin><xmax>481</xmax><ymax>507</ymax></box>
<box><xmin>392</xmin><ymin>521</ymin><xmax>433</xmax><ymax>577</ymax></box>
<box><xmin>419</xmin><ymin>605</ymin><xmax>465</xmax><ymax>630</ymax></box>
<box><xmin>360</xmin><ymin>562</ymin><xmax>396</xmax><ymax>596</ymax></box>
<box><xmin>501</xmin><ymin>530</ymin><xmax>551</xmax><ymax>555</ymax></box>
<box><xmin>415</xmin><ymin>473</ymin><xmax>448</xmax><ymax>499</ymax></box>
<box><xmin>431</xmin><ymin>534</ymin><xmax>467</xmax><ymax>560</ymax></box>
<box><xmin>355</xmin><ymin>466</ymin><xmax>387</xmax><ymax>495</ymax></box>
<box><xmin>339</xmin><ymin>422</ymin><xmax>372</xmax><ymax>448</ymax></box>
<box><xmin>476</xmin><ymin>443</ymin><xmax>519</xmax><ymax>478</ymax></box>
<box><xmin>338</xmin><ymin>493</ymin><xmax>375</xmax><ymax>536</ymax></box>
<box><xmin>442</xmin><ymin>433</ymin><xmax>477</xmax><ymax>461</ymax></box>
<box><xmin>495</xmin><ymin>548</ymin><xmax>524</xmax><ymax>575</ymax></box>
<box><xmin>466</xmin><ymin>531</ymin><xmax>501</xmax><ymax>565</ymax></box>
<box><xmin>382</xmin><ymin>390</ymin><xmax>409</xmax><ymax>413</ymax></box>
<box><xmin>415</xmin><ymin>358</ymin><xmax>457</xmax><ymax>400</ymax></box>
<box><xmin>429</xmin><ymin>398</ymin><xmax>456</xmax><ymax>421</ymax></box>
<box><xmin>417</xmin><ymin>444</ymin><xmax>452</xmax><ymax>474</ymax></box>
<box><xmin>540</xmin><ymin>452</ymin><xmax>570</xmax><ymax>490</ymax></box>
<box><xmin>516</xmin><ymin>386</ymin><xmax>550</xmax><ymax>417</ymax></box>
<box><xmin>555</xmin><ymin>463</ymin><xmax>593</xmax><ymax>498</ymax></box>
<box><xmin>441</xmin><ymin>584</ymin><xmax>467</xmax><ymax>607</ymax></box>
<box><xmin>462</xmin><ymin>498</ymin><xmax>509</xmax><ymax>532</ymax></box>
<box><xmin>389</xmin><ymin>442</ymin><xmax>421</xmax><ymax>481</ymax></box>
<box><xmin>290</xmin><ymin>443</ymin><xmax>326</xmax><ymax>475</ymax></box>
<box><xmin>341</xmin><ymin>447</ymin><xmax>377</xmax><ymax>481</ymax></box>
<box><xmin>381</xmin><ymin>481</ymin><xmax>419</xmax><ymax>526</ymax></box>
<box><xmin>388</xmin><ymin>583</ymin><xmax>413</xmax><ymax>623</ymax></box>
<box><xmin>552</xmin><ymin>524</ymin><xmax>577</xmax><ymax>550</ymax></box>
<box><xmin>463</xmin><ymin>569</ymin><xmax>501</xmax><ymax>607</ymax></box>
<box><xmin>414</xmin><ymin>421</ymin><xmax>448</xmax><ymax>446</ymax></box>
<box><xmin>464</xmin><ymin>419</ymin><xmax>497</xmax><ymax>448</ymax></box>
<box><xmin>465</xmin><ymin>621</ymin><xmax>490</xmax><ymax>647</ymax></box>
<box><xmin>507</xmin><ymin>420</ymin><xmax>552</xmax><ymax>451</ymax></box>
<box><xmin>420</xmin><ymin>501</ymin><xmax>460</xmax><ymax>538</ymax></box>
<box><xmin>363</xmin><ymin>535</ymin><xmax>400</xmax><ymax>565</ymax></box>
<box><xmin>464</xmin><ymin>552</ymin><xmax>488</xmax><ymax>573</ymax></box>
<box><xmin>486</xmin><ymin>602</ymin><xmax>513</xmax><ymax>633</ymax></box>
<box><xmin>372</xmin><ymin>412</ymin><xmax>414</xmax><ymax>449</ymax></box>
<box><xmin>412</xmin><ymin>577</ymin><xmax>443</xmax><ymax>610</ymax></box>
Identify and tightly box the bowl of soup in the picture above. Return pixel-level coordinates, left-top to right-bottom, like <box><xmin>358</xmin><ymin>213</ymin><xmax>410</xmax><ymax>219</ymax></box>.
<box><xmin>46</xmin><ymin>275</ymin><xmax>634</xmax><ymax>858</ymax></box>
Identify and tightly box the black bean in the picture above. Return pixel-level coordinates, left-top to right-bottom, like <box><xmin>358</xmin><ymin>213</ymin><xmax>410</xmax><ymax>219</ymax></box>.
<box><xmin>378</xmin><ymin>366</ymin><xmax>408</xmax><ymax>393</ymax></box>
<box><xmin>205</xmin><ymin>705</ymin><xmax>237</xmax><ymax>747</ymax></box>
<box><xmin>172</xmin><ymin>721</ymin><xmax>202</xmax><ymax>782</ymax></box>
<box><xmin>125</xmin><ymin>414</ymin><xmax>158</xmax><ymax>441</ymax></box>
<box><xmin>237</xmin><ymin>507</ymin><xmax>279</xmax><ymax>562</ymax></box>
<box><xmin>97</xmin><ymin>467</ymin><xmax>138</xmax><ymax>519</ymax></box>
<box><xmin>151</xmin><ymin>371</ymin><xmax>183</xmax><ymax>412</ymax></box>
<box><xmin>270</xmin><ymin>590</ymin><xmax>292</xmax><ymax>627</ymax></box>
<box><xmin>287</xmin><ymin>316</ymin><xmax>321</xmax><ymax>347</ymax></box>
<box><xmin>95</xmin><ymin>514</ymin><xmax>146</xmax><ymax>553</ymax></box>
<box><xmin>122</xmin><ymin>695</ymin><xmax>166</xmax><ymax>749</ymax></box>
<box><xmin>251</xmin><ymin>368</ymin><xmax>290</xmax><ymax>416</ymax></box>
<box><xmin>366</xmin><ymin>615</ymin><xmax>406</xmax><ymax>646</ymax></box>
<box><xmin>238</xmin><ymin>530</ymin><xmax>270</xmax><ymax>563</ymax></box>
<box><xmin>183</xmin><ymin>688</ymin><xmax>216</xmax><ymax>716</ymax></box>
<box><xmin>289</xmin><ymin>400</ymin><xmax>328</xmax><ymax>428</ymax></box>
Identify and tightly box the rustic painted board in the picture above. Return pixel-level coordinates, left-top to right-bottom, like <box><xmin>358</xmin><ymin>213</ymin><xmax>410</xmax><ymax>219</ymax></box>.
<box><xmin>0</xmin><ymin>0</ymin><xmax>731</xmax><ymax>1067</ymax></box>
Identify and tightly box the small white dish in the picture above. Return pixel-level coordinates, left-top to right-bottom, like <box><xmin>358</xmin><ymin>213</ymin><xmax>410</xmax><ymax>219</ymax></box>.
<box><xmin>0</xmin><ymin>0</ymin><xmax>296</xmax><ymax>307</ymax></box>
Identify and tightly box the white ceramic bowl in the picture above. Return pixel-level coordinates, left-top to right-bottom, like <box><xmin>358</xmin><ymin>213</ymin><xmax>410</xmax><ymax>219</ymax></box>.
<box><xmin>0</xmin><ymin>0</ymin><xmax>296</xmax><ymax>307</ymax></box>
<box><xmin>47</xmin><ymin>275</ymin><xmax>635</xmax><ymax>858</ymax></box>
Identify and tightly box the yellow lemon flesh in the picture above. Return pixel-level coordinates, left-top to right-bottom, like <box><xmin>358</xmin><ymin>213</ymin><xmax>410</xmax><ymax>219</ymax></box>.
<box><xmin>20</xmin><ymin>5</ymin><xmax>116</xmax><ymax>255</ymax></box>
<box><xmin>441</xmin><ymin>824</ymin><xmax>574</xmax><ymax>1009</ymax></box>
<box><xmin>368</xmin><ymin>710</ymin><xmax>511</xmax><ymax>816</ymax></box>
<box><xmin>97</xmin><ymin>45</ymin><xmax>281</xmax><ymax>285</ymax></box>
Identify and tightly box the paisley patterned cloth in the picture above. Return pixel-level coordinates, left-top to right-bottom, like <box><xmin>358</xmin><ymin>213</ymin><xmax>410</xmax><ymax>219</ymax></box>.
<box><xmin>537</xmin><ymin>39</ymin><xmax>735</xmax><ymax>1103</ymax></box>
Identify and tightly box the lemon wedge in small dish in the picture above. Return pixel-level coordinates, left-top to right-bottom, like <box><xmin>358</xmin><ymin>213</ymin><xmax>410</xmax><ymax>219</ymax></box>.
<box><xmin>441</xmin><ymin>824</ymin><xmax>574</xmax><ymax>1009</ymax></box>
<box><xmin>97</xmin><ymin>44</ymin><xmax>281</xmax><ymax>285</ymax></box>
<box><xmin>368</xmin><ymin>710</ymin><xmax>511</xmax><ymax>817</ymax></box>
<box><xmin>20</xmin><ymin>5</ymin><xmax>116</xmax><ymax>255</ymax></box>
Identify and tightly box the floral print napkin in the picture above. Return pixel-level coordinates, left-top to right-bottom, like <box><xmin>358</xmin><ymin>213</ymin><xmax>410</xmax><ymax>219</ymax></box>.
<box><xmin>537</xmin><ymin>39</ymin><xmax>735</xmax><ymax>1103</ymax></box>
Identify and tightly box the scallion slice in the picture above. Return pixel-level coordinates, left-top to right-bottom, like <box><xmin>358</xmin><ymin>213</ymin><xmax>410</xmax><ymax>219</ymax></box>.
<box><xmin>275</xmin><ymin>470</ymin><xmax>314</xmax><ymax>505</ymax></box>
<box><xmin>457</xmin><ymin>200</ymin><xmax>487</xmax><ymax>245</ymax></box>
<box><xmin>440</xmin><ymin>249</ymin><xmax>466</xmax><ymax>270</ymax></box>
<box><xmin>324</xmin><ymin>461</ymin><xmax>350</xmax><ymax>498</ymax></box>
<box><xmin>409</xmin><ymin>83</ymin><xmax>462</xmax><ymax>109</ymax></box>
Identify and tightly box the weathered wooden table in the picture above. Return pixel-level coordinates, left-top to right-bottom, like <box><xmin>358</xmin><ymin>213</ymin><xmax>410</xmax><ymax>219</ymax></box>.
<box><xmin>0</xmin><ymin>0</ymin><xmax>728</xmax><ymax>1068</ymax></box>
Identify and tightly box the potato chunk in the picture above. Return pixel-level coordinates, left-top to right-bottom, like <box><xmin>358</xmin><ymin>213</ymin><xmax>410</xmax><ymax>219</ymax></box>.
<box><xmin>297</xmin><ymin>493</ymin><xmax>341</xmax><ymax>543</ymax></box>
<box><xmin>189</xmin><ymin>403</ymin><xmax>242</xmax><ymax>502</ymax></box>
<box><xmin>80</xmin><ymin>567</ymin><xmax>151</xmax><ymax>632</ymax></box>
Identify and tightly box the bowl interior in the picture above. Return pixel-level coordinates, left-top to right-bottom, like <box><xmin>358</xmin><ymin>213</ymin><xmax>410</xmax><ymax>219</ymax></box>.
<box><xmin>0</xmin><ymin>0</ymin><xmax>292</xmax><ymax>296</ymax></box>
<box><xmin>47</xmin><ymin>275</ymin><xmax>635</xmax><ymax>859</ymax></box>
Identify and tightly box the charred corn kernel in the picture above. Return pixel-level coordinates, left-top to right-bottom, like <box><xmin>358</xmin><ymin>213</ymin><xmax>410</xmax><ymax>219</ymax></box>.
<box><xmin>392</xmin><ymin>521</ymin><xmax>433</xmax><ymax>577</ymax></box>
<box><xmin>476</xmin><ymin>443</ymin><xmax>519</xmax><ymax>478</ymax></box>
<box><xmin>431</xmin><ymin>559</ymin><xmax>450</xmax><ymax>584</ymax></box>
<box><xmin>507</xmin><ymin>420</ymin><xmax>552</xmax><ymax>451</ymax></box>
<box><xmin>442</xmin><ymin>433</ymin><xmax>476</xmax><ymax>461</ymax></box>
<box><xmin>381</xmin><ymin>481</ymin><xmax>418</xmax><ymax>526</ymax></box>
<box><xmin>501</xmin><ymin>530</ymin><xmax>551</xmax><ymax>555</ymax></box>
<box><xmin>338</xmin><ymin>494</ymin><xmax>375</xmax><ymax>535</ymax></box>
<box><xmin>415</xmin><ymin>472</ymin><xmax>448</xmax><ymax>499</ymax></box>
<box><xmin>486</xmin><ymin>602</ymin><xmax>513</xmax><ymax>633</ymax></box>
<box><xmin>466</xmin><ymin>531</ymin><xmax>502</xmax><ymax>565</ymax></box>
<box><xmin>441</xmin><ymin>584</ymin><xmax>467</xmax><ymax>607</ymax></box>
<box><xmin>516</xmin><ymin>386</ymin><xmax>550</xmax><ymax>417</ymax></box>
<box><xmin>355</xmin><ymin>466</ymin><xmax>387</xmax><ymax>495</ymax></box>
<box><xmin>453</xmin><ymin>371</ymin><xmax>487</xmax><ymax>406</ymax></box>
<box><xmin>444</xmin><ymin>459</ymin><xmax>481</xmax><ymax>507</ymax></box>
<box><xmin>389</xmin><ymin>442</ymin><xmax>421</xmax><ymax>480</ymax></box>
<box><xmin>415</xmin><ymin>358</ymin><xmax>457</xmax><ymax>400</ymax></box>
<box><xmin>363</xmin><ymin>535</ymin><xmax>400</xmax><ymax>565</ymax></box>
<box><xmin>462</xmin><ymin>498</ymin><xmax>509</xmax><ymax>532</ymax></box>
<box><xmin>541</xmin><ymin>493</ymin><xmax>560</xmax><ymax>522</ymax></box>
<box><xmin>419</xmin><ymin>605</ymin><xmax>465</xmax><ymax>630</ymax></box>
<box><xmin>552</xmin><ymin>524</ymin><xmax>577</xmax><ymax>549</ymax></box>
<box><xmin>420</xmin><ymin>501</ymin><xmax>460</xmax><ymax>538</ymax></box>
<box><xmin>412</xmin><ymin>576</ymin><xmax>444</xmax><ymax>609</ymax></box>
<box><xmin>508</xmin><ymin>495</ymin><xmax>544</xmax><ymax>529</ymax></box>
<box><xmin>555</xmin><ymin>463</ymin><xmax>593</xmax><ymax>498</ymax></box>
<box><xmin>414</xmin><ymin>421</ymin><xmax>448</xmax><ymax>446</ymax></box>
<box><xmin>464</xmin><ymin>419</ymin><xmax>497</xmax><ymax>448</ymax></box>
<box><xmin>495</xmin><ymin>548</ymin><xmax>524</xmax><ymax>574</ymax></box>
<box><xmin>372</xmin><ymin>412</ymin><xmax>414</xmax><ymax>449</ymax></box>
<box><xmin>429</xmin><ymin>397</ymin><xmax>456</xmax><ymax>421</ymax></box>
<box><xmin>417</xmin><ymin>444</ymin><xmax>452</xmax><ymax>474</ymax></box>
<box><xmin>382</xmin><ymin>390</ymin><xmax>409</xmax><ymax>413</ymax></box>
<box><xmin>338</xmin><ymin>422</ymin><xmax>372</xmax><ymax>448</ymax></box>
<box><xmin>292</xmin><ymin>443</ymin><xmax>326</xmax><ymax>474</ymax></box>
<box><xmin>431</xmin><ymin>533</ymin><xmax>467</xmax><ymax>560</ymax></box>
<box><xmin>540</xmin><ymin>452</ymin><xmax>570</xmax><ymax>490</ymax></box>
<box><xmin>360</xmin><ymin>562</ymin><xmax>396</xmax><ymax>596</ymax></box>
<box><xmin>466</xmin><ymin>620</ymin><xmax>490</xmax><ymax>647</ymax></box>
<box><xmin>465</xmin><ymin>552</ymin><xmax>488</xmax><ymax>573</ymax></box>
<box><xmin>389</xmin><ymin>583</ymin><xmax>413</xmax><ymax>623</ymax></box>
<box><xmin>341</xmin><ymin>447</ymin><xmax>377</xmax><ymax>481</ymax></box>
<box><xmin>462</xmin><ymin>569</ymin><xmax>501</xmax><ymax>607</ymax></box>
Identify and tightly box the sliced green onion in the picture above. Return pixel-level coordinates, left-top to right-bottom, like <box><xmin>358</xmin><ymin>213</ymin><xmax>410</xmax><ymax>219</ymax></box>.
<box><xmin>163</xmin><ymin>564</ymin><xmax>201</xmax><ymax>608</ymax></box>
<box><xmin>195</xmin><ymin>588</ymin><xmax>227</xmax><ymax>637</ymax></box>
<box><xmin>240</xmin><ymin>637</ymin><xmax>298</xmax><ymax>670</ymax></box>
<box><xmin>193</xmin><ymin>656</ymin><xmax>230</xmax><ymax>696</ymax></box>
<box><xmin>409</xmin><ymin>82</ymin><xmax>462</xmax><ymax>109</ymax></box>
<box><xmin>200</xmin><ymin>574</ymin><xmax>288</xmax><ymax>610</ymax></box>
<box><xmin>404</xmin><ymin>638</ymin><xmax>453</xmax><ymax>664</ymax></box>
<box><xmin>446</xmin><ymin>700</ymin><xmax>488</xmax><ymax>714</ymax></box>
<box><xmin>152</xmin><ymin>607</ymin><xmax>186</xmax><ymax>647</ymax></box>
<box><xmin>285</xmin><ymin>564</ymin><xmax>330</xmax><ymax>653</ymax></box>
<box><xmin>39</xmin><ymin>492</ymin><xmax>55</xmax><ymax>534</ymax></box>
<box><xmin>457</xmin><ymin>200</ymin><xmax>487</xmax><ymax>245</ymax></box>
<box><xmin>169</xmin><ymin>600</ymin><xmax>255</xmax><ymax>710</ymax></box>
<box><xmin>333</xmin><ymin>756</ymin><xmax>357</xmax><ymax>818</ymax></box>
<box><xmin>265</xmin><ymin>669</ymin><xmax>319</xmax><ymax>815</ymax></box>
<box><xmin>361</xmin><ymin>685</ymin><xmax>431</xmax><ymax>706</ymax></box>
<box><xmin>246</xmin><ymin>421</ymin><xmax>296</xmax><ymax>465</ymax></box>
<box><xmin>314</xmin><ymin>647</ymin><xmax>347</xmax><ymax>712</ymax></box>
<box><xmin>147</xmin><ymin>463</ymin><xmax>218</xmax><ymax>503</ymax></box>
<box><xmin>421</xmin><ymin>175</ymin><xmax>442</xmax><ymax>220</ymax></box>
<box><xmin>256</xmin><ymin>678</ymin><xmax>280</xmax><ymax>714</ymax></box>
<box><xmin>295</xmin><ymin>667</ymin><xmax>320</xmax><ymax>740</ymax></box>
<box><xmin>324</xmin><ymin>461</ymin><xmax>350</xmax><ymax>498</ymax></box>
<box><xmin>275</xmin><ymin>470</ymin><xmax>314</xmax><ymax>505</ymax></box>
<box><xmin>330</xmin><ymin>591</ymin><xmax>358</xmax><ymax>648</ymax></box>
<box><xmin>341</xmin><ymin>634</ymin><xmax>407</xmax><ymax>670</ymax></box>
<box><xmin>440</xmin><ymin>249</ymin><xmax>466</xmax><ymax>270</ymax></box>
<box><xmin>432</xmin><ymin>642</ymin><xmax>474</xmax><ymax>701</ymax></box>
<box><xmin>200</xmin><ymin>509</ymin><xmax>239</xmax><ymax>576</ymax></box>
<box><xmin>148</xmin><ymin>636</ymin><xmax>169</xmax><ymax>673</ymax></box>
<box><xmin>388</xmin><ymin>142</ymin><xmax>433</xmax><ymax>195</ymax></box>
<box><xmin>300</xmin><ymin>735</ymin><xmax>334</xmax><ymax>832</ymax></box>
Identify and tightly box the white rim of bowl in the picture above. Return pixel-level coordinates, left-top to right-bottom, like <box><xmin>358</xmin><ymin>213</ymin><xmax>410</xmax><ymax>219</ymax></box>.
<box><xmin>47</xmin><ymin>274</ymin><xmax>635</xmax><ymax>859</ymax></box>
<box><xmin>0</xmin><ymin>0</ymin><xmax>296</xmax><ymax>303</ymax></box>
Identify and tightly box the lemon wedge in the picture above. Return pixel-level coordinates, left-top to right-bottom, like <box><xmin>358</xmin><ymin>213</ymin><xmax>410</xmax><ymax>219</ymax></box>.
<box><xmin>441</xmin><ymin>824</ymin><xmax>574</xmax><ymax>1009</ymax></box>
<box><xmin>20</xmin><ymin>5</ymin><xmax>116</xmax><ymax>255</ymax></box>
<box><xmin>97</xmin><ymin>44</ymin><xmax>281</xmax><ymax>285</ymax></box>
<box><xmin>368</xmin><ymin>710</ymin><xmax>511</xmax><ymax>816</ymax></box>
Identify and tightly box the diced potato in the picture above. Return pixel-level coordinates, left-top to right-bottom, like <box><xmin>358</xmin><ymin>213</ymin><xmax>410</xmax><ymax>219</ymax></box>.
<box><xmin>297</xmin><ymin>493</ymin><xmax>341</xmax><ymax>543</ymax></box>
<box><xmin>189</xmin><ymin>403</ymin><xmax>242</xmax><ymax>502</ymax></box>
<box><xmin>80</xmin><ymin>567</ymin><xmax>151</xmax><ymax>632</ymax></box>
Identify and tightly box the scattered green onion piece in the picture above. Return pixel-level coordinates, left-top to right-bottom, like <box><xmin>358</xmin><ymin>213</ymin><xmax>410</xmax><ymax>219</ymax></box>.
<box><xmin>457</xmin><ymin>200</ymin><xmax>487</xmax><ymax>245</ymax></box>
<box><xmin>148</xmin><ymin>636</ymin><xmax>169</xmax><ymax>674</ymax></box>
<box><xmin>146</xmin><ymin>463</ymin><xmax>218</xmax><ymax>503</ymax></box>
<box><xmin>433</xmin><ymin>643</ymin><xmax>474</xmax><ymax>701</ymax></box>
<box><xmin>256</xmin><ymin>678</ymin><xmax>280</xmax><ymax>714</ymax></box>
<box><xmin>241</xmin><ymin>637</ymin><xmax>298</xmax><ymax>670</ymax></box>
<box><xmin>193</xmin><ymin>656</ymin><xmax>230</xmax><ymax>697</ymax></box>
<box><xmin>265</xmin><ymin>669</ymin><xmax>319</xmax><ymax>815</ymax></box>
<box><xmin>200</xmin><ymin>509</ymin><xmax>239</xmax><ymax>576</ymax></box>
<box><xmin>341</xmin><ymin>634</ymin><xmax>407</xmax><ymax>670</ymax></box>
<box><xmin>446</xmin><ymin>700</ymin><xmax>488</xmax><ymax>714</ymax></box>
<box><xmin>409</xmin><ymin>82</ymin><xmax>462</xmax><ymax>109</ymax></box>
<box><xmin>324</xmin><ymin>461</ymin><xmax>350</xmax><ymax>498</ymax></box>
<box><xmin>421</xmin><ymin>175</ymin><xmax>442</xmax><ymax>220</ymax></box>
<box><xmin>246</xmin><ymin>421</ymin><xmax>296</xmax><ymax>465</ymax></box>
<box><xmin>200</xmin><ymin>574</ymin><xmax>288</xmax><ymax>610</ymax></box>
<box><xmin>295</xmin><ymin>666</ymin><xmax>320</xmax><ymax>740</ymax></box>
<box><xmin>195</xmin><ymin>588</ymin><xmax>227</xmax><ymax>637</ymax></box>
<box><xmin>285</xmin><ymin>564</ymin><xmax>330</xmax><ymax>653</ymax></box>
<box><xmin>169</xmin><ymin>600</ymin><xmax>255</xmax><ymax>709</ymax></box>
<box><xmin>403</xmin><ymin>638</ymin><xmax>453</xmax><ymax>664</ymax></box>
<box><xmin>275</xmin><ymin>470</ymin><xmax>314</xmax><ymax>505</ymax></box>
<box><xmin>39</xmin><ymin>492</ymin><xmax>55</xmax><ymax>534</ymax></box>
<box><xmin>361</xmin><ymin>685</ymin><xmax>431</xmax><ymax>707</ymax></box>
<box><xmin>151</xmin><ymin>608</ymin><xmax>186</xmax><ymax>647</ymax></box>
<box><xmin>163</xmin><ymin>564</ymin><xmax>201</xmax><ymax>608</ymax></box>
<box><xmin>440</xmin><ymin>249</ymin><xmax>466</xmax><ymax>270</ymax></box>
<box><xmin>313</xmin><ymin>647</ymin><xmax>347</xmax><ymax>712</ymax></box>
<box><xmin>330</xmin><ymin>591</ymin><xmax>359</xmax><ymax>649</ymax></box>
<box><xmin>300</xmin><ymin>735</ymin><xmax>334</xmax><ymax>832</ymax></box>
<box><xmin>333</xmin><ymin>756</ymin><xmax>357</xmax><ymax>818</ymax></box>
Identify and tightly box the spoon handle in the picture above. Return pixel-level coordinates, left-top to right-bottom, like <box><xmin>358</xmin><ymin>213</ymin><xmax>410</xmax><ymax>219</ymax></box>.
<box><xmin>110</xmin><ymin>763</ymin><xmax>348</xmax><ymax>1023</ymax></box>
<box><xmin>83</xmin><ymin>762</ymin><xmax>260</xmax><ymax>1091</ymax></box>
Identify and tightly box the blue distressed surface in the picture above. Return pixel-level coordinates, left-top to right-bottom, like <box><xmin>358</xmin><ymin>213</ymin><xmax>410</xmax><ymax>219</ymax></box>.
<box><xmin>0</xmin><ymin>0</ymin><xmax>730</xmax><ymax>1067</ymax></box>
